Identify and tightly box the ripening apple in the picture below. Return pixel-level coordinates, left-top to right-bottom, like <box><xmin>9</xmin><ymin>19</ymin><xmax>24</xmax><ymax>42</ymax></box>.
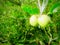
<box><xmin>30</xmin><ymin>15</ymin><xmax>38</xmax><ymax>26</ymax></box>
<box><xmin>38</xmin><ymin>15</ymin><xmax>51</xmax><ymax>28</ymax></box>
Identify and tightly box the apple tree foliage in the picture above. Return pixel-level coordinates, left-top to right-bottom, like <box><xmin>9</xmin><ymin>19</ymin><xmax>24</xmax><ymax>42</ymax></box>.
<box><xmin>0</xmin><ymin>0</ymin><xmax>60</xmax><ymax>45</ymax></box>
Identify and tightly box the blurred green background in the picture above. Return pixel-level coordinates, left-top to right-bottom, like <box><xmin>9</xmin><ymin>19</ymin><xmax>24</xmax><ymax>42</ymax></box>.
<box><xmin>0</xmin><ymin>0</ymin><xmax>60</xmax><ymax>45</ymax></box>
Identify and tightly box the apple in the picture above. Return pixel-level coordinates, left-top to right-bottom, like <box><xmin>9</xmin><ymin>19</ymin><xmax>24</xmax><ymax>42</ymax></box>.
<box><xmin>38</xmin><ymin>15</ymin><xmax>51</xmax><ymax>28</ymax></box>
<box><xmin>30</xmin><ymin>15</ymin><xmax>38</xmax><ymax>26</ymax></box>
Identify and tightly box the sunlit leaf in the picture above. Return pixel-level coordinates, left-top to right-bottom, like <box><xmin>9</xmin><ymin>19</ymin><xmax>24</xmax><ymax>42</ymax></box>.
<box><xmin>48</xmin><ymin>2</ymin><xmax>60</xmax><ymax>14</ymax></box>
<box><xmin>21</xmin><ymin>4</ymin><xmax>39</xmax><ymax>14</ymax></box>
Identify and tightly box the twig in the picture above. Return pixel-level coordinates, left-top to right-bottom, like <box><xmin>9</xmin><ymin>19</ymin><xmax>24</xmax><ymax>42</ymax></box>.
<box><xmin>38</xmin><ymin>0</ymin><xmax>41</xmax><ymax>15</ymax></box>
<box><xmin>38</xmin><ymin>0</ymin><xmax>48</xmax><ymax>15</ymax></box>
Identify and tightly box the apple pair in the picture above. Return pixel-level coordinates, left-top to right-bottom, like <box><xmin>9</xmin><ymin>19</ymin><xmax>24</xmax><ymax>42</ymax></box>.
<box><xmin>30</xmin><ymin>15</ymin><xmax>51</xmax><ymax>28</ymax></box>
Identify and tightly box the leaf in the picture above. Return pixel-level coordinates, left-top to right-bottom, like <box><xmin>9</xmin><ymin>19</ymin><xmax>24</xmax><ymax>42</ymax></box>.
<box><xmin>21</xmin><ymin>4</ymin><xmax>39</xmax><ymax>14</ymax></box>
<box><xmin>48</xmin><ymin>2</ymin><xmax>60</xmax><ymax>14</ymax></box>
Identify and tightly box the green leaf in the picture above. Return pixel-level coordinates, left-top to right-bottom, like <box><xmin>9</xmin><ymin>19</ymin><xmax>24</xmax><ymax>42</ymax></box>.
<box><xmin>21</xmin><ymin>4</ymin><xmax>39</xmax><ymax>14</ymax></box>
<box><xmin>48</xmin><ymin>2</ymin><xmax>60</xmax><ymax>14</ymax></box>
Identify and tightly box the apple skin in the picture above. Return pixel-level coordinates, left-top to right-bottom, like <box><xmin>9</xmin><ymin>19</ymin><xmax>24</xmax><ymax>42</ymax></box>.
<box><xmin>30</xmin><ymin>15</ymin><xmax>38</xmax><ymax>26</ymax></box>
<box><xmin>38</xmin><ymin>15</ymin><xmax>51</xmax><ymax>28</ymax></box>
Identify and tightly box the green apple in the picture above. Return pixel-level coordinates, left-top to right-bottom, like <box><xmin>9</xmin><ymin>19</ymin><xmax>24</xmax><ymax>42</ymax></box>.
<box><xmin>30</xmin><ymin>15</ymin><xmax>38</xmax><ymax>26</ymax></box>
<box><xmin>38</xmin><ymin>15</ymin><xmax>51</xmax><ymax>28</ymax></box>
